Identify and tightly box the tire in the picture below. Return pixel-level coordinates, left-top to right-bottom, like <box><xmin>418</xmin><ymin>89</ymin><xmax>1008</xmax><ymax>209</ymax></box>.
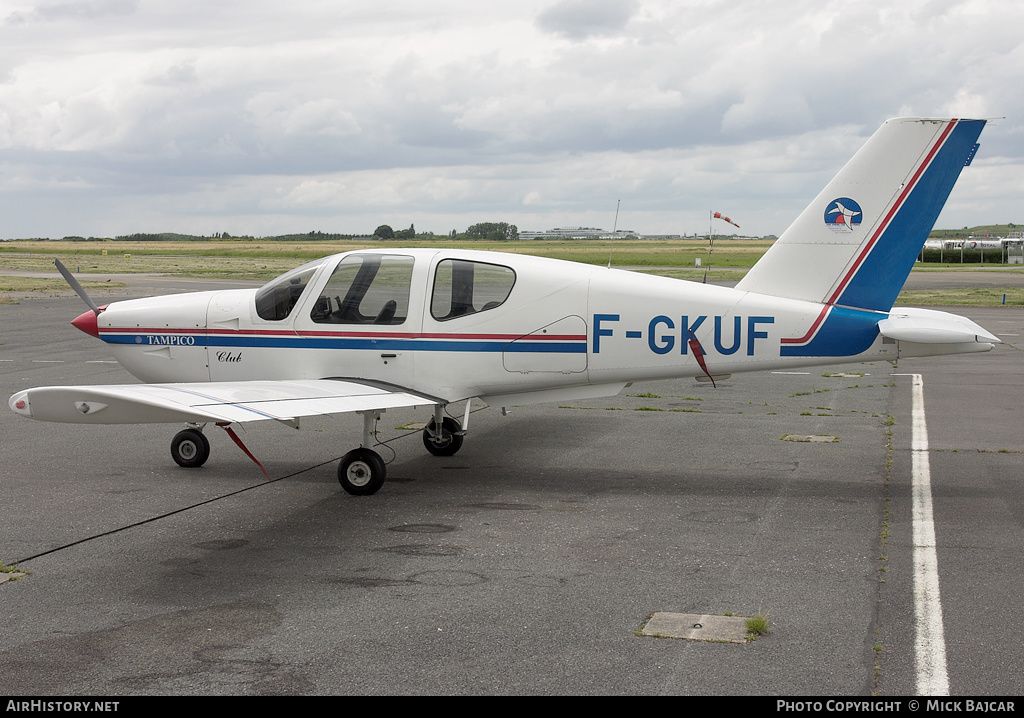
<box><xmin>338</xmin><ymin>448</ymin><xmax>386</xmax><ymax>495</ymax></box>
<box><xmin>171</xmin><ymin>428</ymin><xmax>210</xmax><ymax>468</ymax></box>
<box><xmin>422</xmin><ymin>416</ymin><xmax>464</xmax><ymax>457</ymax></box>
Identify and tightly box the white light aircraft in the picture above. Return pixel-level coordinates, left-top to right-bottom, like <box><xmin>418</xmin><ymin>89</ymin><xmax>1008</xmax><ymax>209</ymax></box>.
<box><xmin>9</xmin><ymin>118</ymin><xmax>1000</xmax><ymax>495</ymax></box>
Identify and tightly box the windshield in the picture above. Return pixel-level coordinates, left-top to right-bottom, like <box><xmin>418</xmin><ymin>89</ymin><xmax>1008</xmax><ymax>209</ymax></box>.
<box><xmin>255</xmin><ymin>258</ymin><xmax>328</xmax><ymax>321</ymax></box>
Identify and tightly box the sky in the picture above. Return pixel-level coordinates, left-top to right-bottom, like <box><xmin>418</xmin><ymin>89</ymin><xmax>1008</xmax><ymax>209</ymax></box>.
<box><xmin>1</xmin><ymin>0</ymin><xmax>1022</xmax><ymax>239</ymax></box>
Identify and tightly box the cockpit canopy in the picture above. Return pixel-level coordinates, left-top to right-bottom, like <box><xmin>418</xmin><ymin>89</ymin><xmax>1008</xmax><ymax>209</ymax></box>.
<box><xmin>254</xmin><ymin>252</ymin><xmax>517</xmax><ymax>325</ymax></box>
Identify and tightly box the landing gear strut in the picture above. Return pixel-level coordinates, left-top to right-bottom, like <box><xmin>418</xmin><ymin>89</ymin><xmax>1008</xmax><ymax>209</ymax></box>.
<box><xmin>167</xmin><ymin>405</ymin><xmax>468</xmax><ymax>494</ymax></box>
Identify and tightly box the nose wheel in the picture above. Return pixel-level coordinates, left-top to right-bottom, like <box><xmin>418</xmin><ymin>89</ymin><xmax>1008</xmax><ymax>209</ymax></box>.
<box><xmin>423</xmin><ymin>416</ymin><xmax>464</xmax><ymax>456</ymax></box>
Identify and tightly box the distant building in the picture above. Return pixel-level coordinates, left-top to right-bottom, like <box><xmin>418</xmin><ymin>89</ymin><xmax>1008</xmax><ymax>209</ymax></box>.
<box><xmin>518</xmin><ymin>227</ymin><xmax>682</xmax><ymax>240</ymax></box>
<box><xmin>515</xmin><ymin>227</ymin><xmax>772</xmax><ymax>240</ymax></box>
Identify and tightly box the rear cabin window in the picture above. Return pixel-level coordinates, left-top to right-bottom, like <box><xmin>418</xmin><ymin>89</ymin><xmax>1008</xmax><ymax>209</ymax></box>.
<box><xmin>309</xmin><ymin>254</ymin><xmax>414</xmax><ymax>325</ymax></box>
<box><xmin>255</xmin><ymin>259</ymin><xmax>326</xmax><ymax>321</ymax></box>
<box><xmin>430</xmin><ymin>259</ymin><xmax>515</xmax><ymax>321</ymax></box>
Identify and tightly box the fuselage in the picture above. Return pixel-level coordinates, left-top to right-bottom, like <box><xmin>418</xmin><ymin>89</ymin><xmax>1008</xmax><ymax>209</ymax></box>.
<box><xmin>82</xmin><ymin>248</ymin><xmax>975</xmax><ymax>404</ymax></box>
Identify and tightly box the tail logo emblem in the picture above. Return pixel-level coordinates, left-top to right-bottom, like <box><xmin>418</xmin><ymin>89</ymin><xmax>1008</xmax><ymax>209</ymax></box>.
<box><xmin>824</xmin><ymin>198</ymin><xmax>863</xmax><ymax>232</ymax></box>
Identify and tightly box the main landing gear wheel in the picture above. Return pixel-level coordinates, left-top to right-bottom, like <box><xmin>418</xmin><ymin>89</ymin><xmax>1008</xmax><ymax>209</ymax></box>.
<box><xmin>171</xmin><ymin>428</ymin><xmax>210</xmax><ymax>468</ymax></box>
<box><xmin>338</xmin><ymin>448</ymin><xmax>386</xmax><ymax>496</ymax></box>
<box><xmin>422</xmin><ymin>416</ymin><xmax>464</xmax><ymax>457</ymax></box>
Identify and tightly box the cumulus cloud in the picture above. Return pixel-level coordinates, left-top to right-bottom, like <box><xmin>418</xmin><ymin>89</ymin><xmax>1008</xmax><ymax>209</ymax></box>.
<box><xmin>0</xmin><ymin>0</ymin><xmax>1022</xmax><ymax>238</ymax></box>
<box><xmin>4</xmin><ymin>0</ymin><xmax>137</xmax><ymax>24</ymax></box>
<box><xmin>536</xmin><ymin>0</ymin><xmax>638</xmax><ymax>40</ymax></box>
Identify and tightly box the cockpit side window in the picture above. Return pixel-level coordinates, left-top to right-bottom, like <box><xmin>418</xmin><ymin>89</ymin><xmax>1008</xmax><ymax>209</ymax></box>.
<box><xmin>254</xmin><ymin>259</ymin><xmax>326</xmax><ymax>321</ymax></box>
<box><xmin>431</xmin><ymin>259</ymin><xmax>515</xmax><ymax>321</ymax></box>
<box><xmin>309</xmin><ymin>254</ymin><xmax>414</xmax><ymax>325</ymax></box>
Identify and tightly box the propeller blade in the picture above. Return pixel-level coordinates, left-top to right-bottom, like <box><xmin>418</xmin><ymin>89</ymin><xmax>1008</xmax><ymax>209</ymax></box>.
<box><xmin>54</xmin><ymin>259</ymin><xmax>101</xmax><ymax>315</ymax></box>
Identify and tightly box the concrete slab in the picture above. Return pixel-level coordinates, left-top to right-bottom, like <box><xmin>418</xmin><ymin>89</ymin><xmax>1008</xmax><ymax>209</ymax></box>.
<box><xmin>641</xmin><ymin>612</ymin><xmax>752</xmax><ymax>644</ymax></box>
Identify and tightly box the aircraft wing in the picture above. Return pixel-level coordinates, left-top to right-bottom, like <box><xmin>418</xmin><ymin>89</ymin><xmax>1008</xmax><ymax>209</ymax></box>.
<box><xmin>9</xmin><ymin>379</ymin><xmax>441</xmax><ymax>425</ymax></box>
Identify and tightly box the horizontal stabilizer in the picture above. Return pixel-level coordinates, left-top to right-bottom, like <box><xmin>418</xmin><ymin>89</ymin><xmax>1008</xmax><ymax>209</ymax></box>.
<box><xmin>878</xmin><ymin>308</ymin><xmax>1001</xmax><ymax>344</ymax></box>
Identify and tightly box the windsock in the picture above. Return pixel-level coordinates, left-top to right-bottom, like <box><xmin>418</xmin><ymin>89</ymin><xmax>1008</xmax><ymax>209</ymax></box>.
<box><xmin>713</xmin><ymin>211</ymin><xmax>739</xmax><ymax>228</ymax></box>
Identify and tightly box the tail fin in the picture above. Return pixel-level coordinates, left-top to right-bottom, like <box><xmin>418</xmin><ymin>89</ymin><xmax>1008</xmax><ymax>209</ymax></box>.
<box><xmin>736</xmin><ymin>118</ymin><xmax>985</xmax><ymax>312</ymax></box>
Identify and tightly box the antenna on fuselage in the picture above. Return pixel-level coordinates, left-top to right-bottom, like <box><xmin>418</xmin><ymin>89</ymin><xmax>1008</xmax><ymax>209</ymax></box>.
<box><xmin>607</xmin><ymin>199</ymin><xmax>621</xmax><ymax>268</ymax></box>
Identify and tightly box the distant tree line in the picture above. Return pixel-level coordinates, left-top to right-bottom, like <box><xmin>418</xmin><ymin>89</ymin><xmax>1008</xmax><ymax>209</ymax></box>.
<box><xmin>464</xmin><ymin>222</ymin><xmax>518</xmax><ymax>241</ymax></box>
<box><xmin>115</xmin><ymin>233</ymin><xmax>216</xmax><ymax>242</ymax></box>
<box><xmin>373</xmin><ymin>224</ymin><xmax>417</xmax><ymax>240</ymax></box>
<box><xmin>372</xmin><ymin>221</ymin><xmax>518</xmax><ymax>241</ymax></box>
<box><xmin>40</xmin><ymin>223</ymin><xmax>521</xmax><ymax>244</ymax></box>
<box><xmin>264</xmin><ymin>231</ymin><xmax>363</xmax><ymax>241</ymax></box>
<box><xmin>929</xmin><ymin>223</ymin><xmax>1018</xmax><ymax>240</ymax></box>
<box><xmin>113</xmin><ymin>231</ymin><xmax>365</xmax><ymax>242</ymax></box>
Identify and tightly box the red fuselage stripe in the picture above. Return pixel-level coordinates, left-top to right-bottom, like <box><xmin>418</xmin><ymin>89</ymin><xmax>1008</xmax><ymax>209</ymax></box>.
<box><xmin>780</xmin><ymin>305</ymin><xmax>831</xmax><ymax>345</ymax></box>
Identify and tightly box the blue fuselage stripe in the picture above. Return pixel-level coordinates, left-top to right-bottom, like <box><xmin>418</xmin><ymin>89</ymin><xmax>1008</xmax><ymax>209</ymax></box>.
<box><xmin>780</xmin><ymin>306</ymin><xmax>881</xmax><ymax>357</ymax></box>
<box><xmin>102</xmin><ymin>334</ymin><xmax>587</xmax><ymax>354</ymax></box>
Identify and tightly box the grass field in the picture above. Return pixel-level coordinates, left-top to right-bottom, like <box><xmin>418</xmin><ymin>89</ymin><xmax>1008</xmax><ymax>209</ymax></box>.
<box><xmin>895</xmin><ymin>287</ymin><xmax>1024</xmax><ymax>306</ymax></box>
<box><xmin>0</xmin><ymin>238</ymin><xmax>772</xmax><ymax>278</ymax></box>
<box><xmin>2</xmin><ymin>238</ymin><xmax>1022</xmax><ymax>305</ymax></box>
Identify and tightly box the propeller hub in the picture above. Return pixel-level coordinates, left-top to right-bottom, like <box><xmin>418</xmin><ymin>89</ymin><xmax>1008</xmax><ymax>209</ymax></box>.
<box><xmin>71</xmin><ymin>308</ymin><xmax>102</xmax><ymax>338</ymax></box>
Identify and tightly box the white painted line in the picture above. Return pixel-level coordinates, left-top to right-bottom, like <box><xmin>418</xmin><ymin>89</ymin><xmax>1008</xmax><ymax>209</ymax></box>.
<box><xmin>32</xmin><ymin>360</ymin><xmax>65</xmax><ymax>363</ymax></box>
<box><xmin>903</xmin><ymin>373</ymin><xmax>950</xmax><ymax>696</ymax></box>
<box><xmin>85</xmin><ymin>360</ymin><xmax>118</xmax><ymax>364</ymax></box>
